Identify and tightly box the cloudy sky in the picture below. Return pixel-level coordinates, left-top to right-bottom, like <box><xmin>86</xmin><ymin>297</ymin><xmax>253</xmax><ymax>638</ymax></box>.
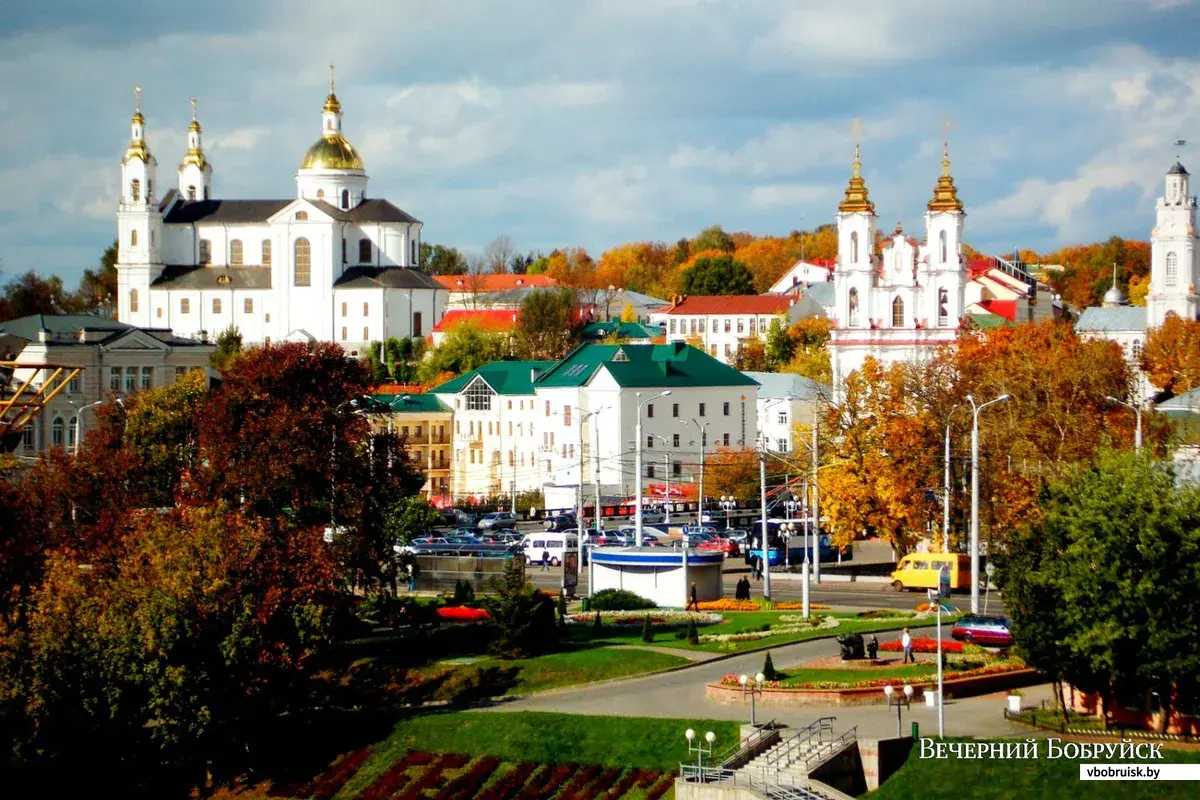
<box><xmin>3</xmin><ymin>0</ymin><xmax>1199</xmax><ymax>284</ymax></box>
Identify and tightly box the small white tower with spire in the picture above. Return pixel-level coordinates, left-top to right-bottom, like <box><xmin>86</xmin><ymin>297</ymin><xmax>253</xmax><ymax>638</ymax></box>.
<box><xmin>295</xmin><ymin>63</ymin><xmax>368</xmax><ymax>209</ymax></box>
<box><xmin>833</xmin><ymin>126</ymin><xmax>877</xmax><ymax>330</ymax></box>
<box><xmin>922</xmin><ymin>127</ymin><xmax>967</xmax><ymax>329</ymax></box>
<box><xmin>1147</xmin><ymin>157</ymin><xmax>1200</xmax><ymax>327</ymax></box>
<box><xmin>117</xmin><ymin>86</ymin><xmax>163</xmax><ymax>327</ymax></box>
<box><xmin>178</xmin><ymin>96</ymin><xmax>213</xmax><ymax>200</ymax></box>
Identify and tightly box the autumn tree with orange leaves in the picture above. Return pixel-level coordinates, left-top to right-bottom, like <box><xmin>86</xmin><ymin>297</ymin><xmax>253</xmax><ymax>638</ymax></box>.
<box><xmin>1141</xmin><ymin>313</ymin><xmax>1200</xmax><ymax>395</ymax></box>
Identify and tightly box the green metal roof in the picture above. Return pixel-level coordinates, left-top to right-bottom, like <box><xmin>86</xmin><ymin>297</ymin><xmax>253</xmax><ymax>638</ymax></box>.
<box><xmin>535</xmin><ymin>342</ymin><xmax>759</xmax><ymax>389</ymax></box>
<box><xmin>431</xmin><ymin>360</ymin><xmax>555</xmax><ymax>396</ymax></box>
<box><xmin>580</xmin><ymin>321</ymin><xmax>661</xmax><ymax>340</ymax></box>
<box><xmin>370</xmin><ymin>393</ymin><xmax>452</xmax><ymax>413</ymax></box>
<box><xmin>965</xmin><ymin>312</ymin><xmax>1010</xmax><ymax>330</ymax></box>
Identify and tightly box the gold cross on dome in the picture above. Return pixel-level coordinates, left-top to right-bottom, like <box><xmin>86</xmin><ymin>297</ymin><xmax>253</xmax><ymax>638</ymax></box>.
<box><xmin>191</xmin><ymin>96</ymin><xmax>198</xmax><ymax>120</ymax></box>
<box><xmin>134</xmin><ymin>85</ymin><xmax>142</xmax><ymax>113</ymax></box>
<box><xmin>329</xmin><ymin>61</ymin><xmax>336</xmax><ymax>94</ymax></box>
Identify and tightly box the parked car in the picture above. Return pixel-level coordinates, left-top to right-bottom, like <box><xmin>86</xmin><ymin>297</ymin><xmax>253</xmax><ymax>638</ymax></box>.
<box><xmin>698</xmin><ymin>536</ymin><xmax>740</xmax><ymax>556</ymax></box>
<box><xmin>951</xmin><ymin>615</ymin><xmax>1013</xmax><ymax>647</ymax></box>
<box><xmin>478</xmin><ymin>511</ymin><xmax>518</xmax><ymax>530</ymax></box>
<box><xmin>543</xmin><ymin>514</ymin><xmax>578</xmax><ymax>532</ymax></box>
<box><xmin>440</xmin><ymin>508</ymin><xmax>478</xmax><ymax>527</ymax></box>
<box><xmin>640</xmin><ymin>508</ymin><xmax>666</xmax><ymax>524</ymax></box>
<box><xmin>397</xmin><ymin>536</ymin><xmax>449</xmax><ymax>555</ymax></box>
<box><xmin>447</xmin><ymin>527</ymin><xmax>480</xmax><ymax>539</ymax></box>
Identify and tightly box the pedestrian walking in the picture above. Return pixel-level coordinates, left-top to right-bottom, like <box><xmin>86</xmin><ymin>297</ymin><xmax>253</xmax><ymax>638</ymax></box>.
<box><xmin>867</xmin><ymin>633</ymin><xmax>879</xmax><ymax>660</ymax></box>
<box><xmin>901</xmin><ymin>627</ymin><xmax>914</xmax><ymax>664</ymax></box>
<box><xmin>754</xmin><ymin>556</ymin><xmax>763</xmax><ymax>581</ymax></box>
<box><xmin>541</xmin><ymin>549</ymin><xmax>551</xmax><ymax>571</ymax></box>
<box><xmin>687</xmin><ymin>582</ymin><xmax>699</xmax><ymax>611</ymax></box>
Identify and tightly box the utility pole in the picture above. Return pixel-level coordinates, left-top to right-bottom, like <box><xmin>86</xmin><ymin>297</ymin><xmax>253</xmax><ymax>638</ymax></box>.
<box><xmin>811</xmin><ymin>401</ymin><xmax>820</xmax><ymax>584</ymax></box>
<box><xmin>968</xmin><ymin>393</ymin><xmax>1009</xmax><ymax>614</ymax></box>
<box><xmin>760</xmin><ymin>446</ymin><xmax>771</xmax><ymax>601</ymax></box>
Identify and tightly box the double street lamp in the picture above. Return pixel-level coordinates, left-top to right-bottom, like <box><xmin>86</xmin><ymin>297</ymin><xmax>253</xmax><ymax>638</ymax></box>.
<box><xmin>685</xmin><ymin>728</ymin><xmax>717</xmax><ymax>773</ymax></box>
<box><xmin>684</xmin><ymin>417</ymin><xmax>710</xmax><ymax>530</ymax></box>
<box><xmin>719</xmin><ymin>495</ymin><xmax>736</xmax><ymax>530</ymax></box>
<box><xmin>967</xmin><ymin>393</ymin><xmax>1009</xmax><ymax>614</ymax></box>
<box><xmin>739</xmin><ymin>673</ymin><xmax>766</xmax><ymax>726</ymax></box>
<box><xmin>883</xmin><ymin>683</ymin><xmax>914</xmax><ymax>738</ymax></box>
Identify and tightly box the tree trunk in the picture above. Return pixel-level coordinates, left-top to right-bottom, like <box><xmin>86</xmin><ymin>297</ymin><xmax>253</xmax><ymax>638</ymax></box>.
<box><xmin>1156</xmin><ymin>683</ymin><xmax>1172</xmax><ymax>735</ymax></box>
<box><xmin>1055</xmin><ymin>680</ymin><xmax>1069</xmax><ymax>727</ymax></box>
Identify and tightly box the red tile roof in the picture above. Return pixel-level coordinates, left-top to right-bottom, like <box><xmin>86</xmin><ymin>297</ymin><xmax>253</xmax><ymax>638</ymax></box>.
<box><xmin>663</xmin><ymin>295</ymin><xmax>793</xmax><ymax>315</ymax></box>
<box><xmin>431</xmin><ymin>309</ymin><xmax>520</xmax><ymax>333</ymax></box>
<box><xmin>976</xmin><ymin>299</ymin><xmax>1018</xmax><ymax>321</ymax></box>
<box><xmin>433</xmin><ymin>274</ymin><xmax>557</xmax><ymax>291</ymax></box>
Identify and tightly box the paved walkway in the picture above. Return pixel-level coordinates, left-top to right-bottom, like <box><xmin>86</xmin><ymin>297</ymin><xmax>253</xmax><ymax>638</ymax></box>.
<box><xmin>609</xmin><ymin>644</ymin><xmax>718</xmax><ymax>662</ymax></box>
<box><xmin>483</xmin><ymin>626</ymin><xmax>1052</xmax><ymax>740</ymax></box>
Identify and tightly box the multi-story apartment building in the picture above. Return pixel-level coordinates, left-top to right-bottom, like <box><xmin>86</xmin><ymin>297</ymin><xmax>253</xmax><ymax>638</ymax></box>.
<box><xmin>431</xmin><ymin>360</ymin><xmax>552</xmax><ymax>499</ymax></box>
<box><xmin>742</xmin><ymin>371</ymin><xmax>828</xmax><ymax>455</ymax></box>
<box><xmin>0</xmin><ymin>313</ymin><xmax>214</xmax><ymax>457</ymax></box>
<box><xmin>370</xmin><ymin>393</ymin><xmax>453</xmax><ymax>500</ymax></box>
<box><xmin>651</xmin><ymin>295</ymin><xmax>806</xmax><ymax>365</ymax></box>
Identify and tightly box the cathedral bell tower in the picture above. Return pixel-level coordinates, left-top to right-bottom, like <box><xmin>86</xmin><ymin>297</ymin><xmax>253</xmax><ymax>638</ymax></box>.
<box><xmin>295</xmin><ymin>63</ymin><xmax>368</xmax><ymax>210</ymax></box>
<box><xmin>178</xmin><ymin>97</ymin><xmax>213</xmax><ymax>200</ymax></box>
<box><xmin>116</xmin><ymin>87</ymin><xmax>163</xmax><ymax>327</ymax></box>
<box><xmin>923</xmin><ymin>138</ymin><xmax>966</xmax><ymax>329</ymax></box>
<box><xmin>834</xmin><ymin>136</ymin><xmax>877</xmax><ymax>330</ymax></box>
<box><xmin>1147</xmin><ymin>161</ymin><xmax>1200</xmax><ymax>327</ymax></box>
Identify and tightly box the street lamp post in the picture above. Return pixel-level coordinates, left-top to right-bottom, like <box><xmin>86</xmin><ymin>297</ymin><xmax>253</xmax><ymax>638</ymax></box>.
<box><xmin>738</xmin><ymin>672</ymin><xmax>766</xmax><ymax>726</ymax></box>
<box><xmin>651</xmin><ymin>434</ymin><xmax>671</xmax><ymax>525</ymax></box>
<box><xmin>69</xmin><ymin>399</ymin><xmax>106</xmax><ymax>457</ymax></box>
<box><xmin>684</xmin><ymin>418</ymin><xmax>710</xmax><ymax>529</ymax></box>
<box><xmin>967</xmin><ymin>393</ymin><xmax>1010</xmax><ymax>614</ymax></box>
<box><xmin>883</xmin><ymin>684</ymin><xmax>914</xmax><ymax>738</ymax></box>
<box><xmin>942</xmin><ymin>404</ymin><xmax>962</xmax><ymax>553</ymax></box>
<box><xmin>719</xmin><ymin>495</ymin><xmax>735</xmax><ymax>530</ymax></box>
<box><xmin>811</xmin><ymin>401</ymin><xmax>821</xmax><ymax>584</ymax></box>
<box><xmin>1104</xmin><ymin>395</ymin><xmax>1142</xmax><ymax>453</ymax></box>
<box><xmin>685</xmin><ymin>729</ymin><xmax>716</xmax><ymax>775</ymax></box>
<box><xmin>635</xmin><ymin>391</ymin><xmax>671</xmax><ymax>548</ymax></box>
<box><xmin>759</xmin><ymin>442</ymin><xmax>771</xmax><ymax>601</ymax></box>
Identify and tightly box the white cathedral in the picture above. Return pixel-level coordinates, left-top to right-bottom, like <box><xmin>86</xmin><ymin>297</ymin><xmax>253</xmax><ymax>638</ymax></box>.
<box><xmin>828</xmin><ymin>141</ymin><xmax>968</xmax><ymax>394</ymax></box>
<box><xmin>115</xmin><ymin>73</ymin><xmax>446</xmax><ymax>353</ymax></box>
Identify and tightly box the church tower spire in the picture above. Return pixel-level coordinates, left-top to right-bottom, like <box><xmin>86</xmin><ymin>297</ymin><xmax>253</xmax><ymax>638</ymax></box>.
<box><xmin>178</xmin><ymin>96</ymin><xmax>213</xmax><ymax>200</ymax></box>
<box><xmin>117</xmin><ymin>85</ymin><xmax>163</xmax><ymax>328</ymax></box>
<box><xmin>838</xmin><ymin>141</ymin><xmax>876</xmax><ymax>214</ymax></box>
<box><xmin>927</xmin><ymin>139</ymin><xmax>964</xmax><ymax>213</ymax></box>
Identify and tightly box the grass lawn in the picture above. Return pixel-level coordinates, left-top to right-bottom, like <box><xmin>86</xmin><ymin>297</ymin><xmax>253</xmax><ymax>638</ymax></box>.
<box><xmin>867</xmin><ymin>738</ymin><xmax>1200</xmax><ymax>799</ymax></box>
<box><xmin>569</xmin><ymin>611</ymin><xmax>940</xmax><ymax>654</ymax></box>
<box><xmin>416</xmin><ymin>647</ymin><xmax>689</xmax><ymax>696</ymax></box>
<box><xmin>336</xmin><ymin>711</ymin><xmax>739</xmax><ymax>798</ymax></box>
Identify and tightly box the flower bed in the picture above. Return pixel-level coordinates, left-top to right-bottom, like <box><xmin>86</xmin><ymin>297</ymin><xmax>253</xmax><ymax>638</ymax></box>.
<box><xmin>699</xmin><ymin>614</ymin><xmax>839</xmax><ymax>643</ymax></box>
<box><xmin>436</xmin><ymin>606</ymin><xmax>491</xmax><ymax>622</ymax></box>
<box><xmin>695</xmin><ymin>599</ymin><xmax>831</xmax><ymax>612</ymax></box>
<box><xmin>717</xmin><ymin>659</ymin><xmax>1025</xmax><ymax>690</ymax></box>
<box><xmin>563</xmin><ymin>610</ymin><xmax>722</xmax><ymax>627</ymax></box>
<box><xmin>879</xmin><ymin>636</ymin><xmax>963</xmax><ymax>654</ymax></box>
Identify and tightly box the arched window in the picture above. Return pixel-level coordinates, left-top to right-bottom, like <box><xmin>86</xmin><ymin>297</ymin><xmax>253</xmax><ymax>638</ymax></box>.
<box><xmin>1132</xmin><ymin>339</ymin><xmax>1143</xmax><ymax>360</ymax></box>
<box><xmin>363</xmin><ymin>326</ymin><xmax>369</xmax><ymax>341</ymax></box>
<box><xmin>316</xmin><ymin>189</ymin><xmax>325</xmax><ymax>199</ymax></box>
<box><xmin>937</xmin><ymin>288</ymin><xmax>949</xmax><ymax>327</ymax></box>
<box><xmin>230</xmin><ymin>239</ymin><xmax>243</xmax><ymax>265</ymax></box>
<box><xmin>341</xmin><ymin>189</ymin><xmax>350</xmax><ymax>209</ymax></box>
<box><xmin>66</xmin><ymin>417</ymin><xmax>77</xmax><ymax>450</ymax></box>
<box><xmin>294</xmin><ymin>238</ymin><xmax>311</xmax><ymax>286</ymax></box>
<box><xmin>1166</xmin><ymin>252</ymin><xmax>1179</xmax><ymax>286</ymax></box>
<box><xmin>341</xmin><ymin>302</ymin><xmax>348</xmax><ymax>317</ymax></box>
<box><xmin>891</xmin><ymin>296</ymin><xmax>905</xmax><ymax>327</ymax></box>
<box><xmin>199</xmin><ymin>239</ymin><xmax>211</xmax><ymax>264</ymax></box>
<box><xmin>130</xmin><ymin>288</ymin><xmax>139</xmax><ymax>313</ymax></box>
<box><xmin>51</xmin><ymin>417</ymin><xmax>64</xmax><ymax>448</ymax></box>
<box><xmin>187</xmin><ymin>185</ymin><xmax>197</xmax><ymax>200</ymax></box>
<box><xmin>341</xmin><ymin>326</ymin><xmax>348</xmax><ymax>341</ymax></box>
<box><xmin>295</xmin><ymin>211</ymin><xmax>308</xmax><ymax>221</ymax></box>
<box><xmin>262</xmin><ymin>239</ymin><xmax>272</xmax><ymax>265</ymax></box>
<box><xmin>130</xmin><ymin>228</ymin><xmax>138</xmax><ymax>247</ymax></box>
<box><xmin>130</xmin><ymin>179</ymin><xmax>141</xmax><ymax>202</ymax></box>
<box><xmin>939</xmin><ymin>231</ymin><xmax>948</xmax><ymax>263</ymax></box>
<box><xmin>850</xmin><ymin>231</ymin><xmax>859</xmax><ymax>263</ymax></box>
<box><xmin>848</xmin><ymin>287</ymin><xmax>860</xmax><ymax>326</ymax></box>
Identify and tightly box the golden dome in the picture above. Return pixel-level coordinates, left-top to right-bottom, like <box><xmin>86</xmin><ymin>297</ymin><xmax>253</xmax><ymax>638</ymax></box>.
<box><xmin>299</xmin><ymin>132</ymin><xmax>364</xmax><ymax>171</ymax></box>
<box><xmin>123</xmin><ymin>139</ymin><xmax>152</xmax><ymax>165</ymax></box>
<box><xmin>838</xmin><ymin>143</ymin><xmax>876</xmax><ymax>214</ymax></box>
<box><xmin>323</xmin><ymin>92</ymin><xmax>342</xmax><ymax>113</ymax></box>
<box><xmin>927</xmin><ymin>142</ymin><xmax>963</xmax><ymax>213</ymax></box>
<box><xmin>179</xmin><ymin>149</ymin><xmax>209</xmax><ymax>171</ymax></box>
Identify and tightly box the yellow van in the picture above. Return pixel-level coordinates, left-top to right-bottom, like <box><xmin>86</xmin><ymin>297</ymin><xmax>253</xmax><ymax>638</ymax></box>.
<box><xmin>889</xmin><ymin>553</ymin><xmax>971</xmax><ymax>592</ymax></box>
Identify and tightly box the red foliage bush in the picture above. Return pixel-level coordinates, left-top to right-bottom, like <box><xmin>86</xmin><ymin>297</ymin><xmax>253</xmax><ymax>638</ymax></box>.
<box><xmin>436</xmin><ymin>606</ymin><xmax>491</xmax><ymax>622</ymax></box>
<box><xmin>879</xmin><ymin>636</ymin><xmax>963</xmax><ymax>654</ymax></box>
<box><xmin>634</xmin><ymin>769</ymin><xmax>662</xmax><ymax>788</ymax></box>
<box><xmin>308</xmin><ymin>748</ymin><xmax>371</xmax><ymax>800</ymax></box>
<box><xmin>359</xmin><ymin>761</ymin><xmax>413</xmax><ymax>800</ymax></box>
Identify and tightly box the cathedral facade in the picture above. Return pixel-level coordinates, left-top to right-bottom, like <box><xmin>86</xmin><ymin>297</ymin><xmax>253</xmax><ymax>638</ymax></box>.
<box><xmin>115</xmin><ymin>74</ymin><xmax>445</xmax><ymax>354</ymax></box>
<box><xmin>828</xmin><ymin>142</ymin><xmax>968</xmax><ymax>395</ymax></box>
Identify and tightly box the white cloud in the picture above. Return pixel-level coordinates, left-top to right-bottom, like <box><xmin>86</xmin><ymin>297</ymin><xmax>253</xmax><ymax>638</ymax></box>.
<box><xmin>747</xmin><ymin>184</ymin><xmax>830</xmax><ymax>210</ymax></box>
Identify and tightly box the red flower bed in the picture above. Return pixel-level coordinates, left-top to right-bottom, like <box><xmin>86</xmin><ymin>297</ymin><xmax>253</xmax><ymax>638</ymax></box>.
<box><xmin>436</xmin><ymin>606</ymin><xmax>491</xmax><ymax>622</ymax></box>
<box><xmin>645</xmin><ymin>774</ymin><xmax>676</xmax><ymax>800</ymax></box>
<box><xmin>557</xmin><ymin>764</ymin><xmax>601</xmax><ymax>798</ymax></box>
<box><xmin>604</xmin><ymin>770</ymin><xmax>640</xmax><ymax>799</ymax></box>
<box><xmin>879</xmin><ymin>636</ymin><xmax>962</xmax><ymax>654</ymax></box>
<box><xmin>309</xmin><ymin>748</ymin><xmax>372</xmax><ymax>800</ymax></box>
<box><xmin>360</xmin><ymin>760</ymin><xmax>414</xmax><ymax>800</ymax></box>
<box><xmin>525</xmin><ymin>763</ymin><xmax>576</xmax><ymax>799</ymax></box>
<box><xmin>434</xmin><ymin>755</ymin><xmax>502</xmax><ymax>799</ymax></box>
<box><xmin>476</xmin><ymin>761</ymin><xmax>537</xmax><ymax>800</ymax></box>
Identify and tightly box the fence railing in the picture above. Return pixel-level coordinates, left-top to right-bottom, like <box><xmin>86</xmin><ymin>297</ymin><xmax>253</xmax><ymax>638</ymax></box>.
<box><xmin>762</xmin><ymin>716</ymin><xmax>835</xmax><ymax>768</ymax></box>
<box><xmin>678</xmin><ymin>763</ymin><xmax>836</xmax><ymax>799</ymax></box>
<box><xmin>802</xmin><ymin>726</ymin><xmax>857</xmax><ymax>771</ymax></box>
<box><xmin>719</xmin><ymin>720</ymin><xmax>781</xmax><ymax>770</ymax></box>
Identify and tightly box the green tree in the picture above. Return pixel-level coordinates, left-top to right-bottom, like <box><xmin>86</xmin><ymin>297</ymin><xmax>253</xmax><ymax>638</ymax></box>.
<box><xmin>420</xmin><ymin>242</ymin><xmax>468</xmax><ymax>275</ymax></box>
<box><xmin>72</xmin><ymin>240</ymin><xmax>119</xmax><ymax>317</ymax></box>
<box><xmin>417</xmin><ymin>322</ymin><xmax>509</xmax><ymax>383</ymax></box>
<box><xmin>1002</xmin><ymin>450</ymin><xmax>1200</xmax><ymax>732</ymax></box>
<box><xmin>381</xmin><ymin>496</ymin><xmax>442</xmax><ymax>590</ymax></box>
<box><xmin>122</xmin><ymin>369</ymin><xmax>208</xmax><ymax>507</ymax></box>
<box><xmin>764</xmin><ymin>317</ymin><xmax>796</xmax><ymax>370</ymax></box>
<box><xmin>514</xmin><ymin>288</ymin><xmax>582</xmax><ymax>360</ymax></box>
<box><xmin>762</xmin><ymin>651</ymin><xmax>779</xmax><ymax>681</ymax></box>
<box><xmin>681</xmin><ymin>255</ymin><xmax>754</xmax><ymax>296</ymax></box>
<box><xmin>483</xmin><ymin>557</ymin><xmax>558</xmax><ymax>659</ymax></box>
<box><xmin>671</xmin><ymin>238</ymin><xmax>691</xmax><ymax>266</ymax></box>
<box><xmin>691</xmin><ymin>225</ymin><xmax>736</xmax><ymax>254</ymax></box>
<box><xmin>209</xmin><ymin>324</ymin><xmax>243</xmax><ymax>372</ymax></box>
<box><xmin>0</xmin><ymin>271</ymin><xmax>72</xmax><ymax>320</ymax></box>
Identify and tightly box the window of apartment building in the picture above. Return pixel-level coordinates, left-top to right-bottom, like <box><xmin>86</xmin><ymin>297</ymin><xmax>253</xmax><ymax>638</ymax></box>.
<box><xmin>672</xmin><ymin>403</ymin><xmax>679</xmax><ymax>418</ymax></box>
<box><xmin>672</xmin><ymin>433</ymin><xmax>680</xmax><ymax>448</ymax></box>
<box><xmin>212</xmin><ymin>298</ymin><xmax>222</xmax><ymax>314</ymax></box>
<box><xmin>545</xmin><ymin>459</ymin><xmax>552</xmax><ymax>474</ymax></box>
<box><xmin>670</xmin><ymin>319</ymin><xmax>677</xmax><ymax>334</ymax></box>
<box><xmin>359</xmin><ymin>238</ymin><xmax>372</xmax><ymax>263</ymax></box>
<box><xmin>230</xmin><ymin>239</ymin><xmax>243</xmax><ymax>265</ymax></box>
<box><xmin>262</xmin><ymin>239</ymin><xmax>272</xmax><ymax>265</ymax></box>
<box><xmin>699</xmin><ymin>319</ymin><xmax>706</xmax><ymax>333</ymax></box>
<box><xmin>469</xmin><ymin>420</ymin><xmax>476</xmax><ymax>436</ymax></box>
<box><xmin>749</xmin><ymin>318</ymin><xmax>756</xmax><ymax>335</ymax></box>
<box><xmin>508</xmin><ymin>422</ymin><xmax>513</xmax><ymax>436</ymax></box>
<box><xmin>415</xmin><ymin>426</ymin><xmax>422</xmax><ymax>438</ymax></box>
<box><xmin>737</xmin><ymin>318</ymin><xmax>744</xmax><ymax>333</ymax></box>
<box><xmin>123</xmin><ymin>368</ymin><xmax>135</xmax><ymax>394</ymax></box>
<box><xmin>175</xmin><ymin>367</ymin><xmax>189</xmax><ymax>381</ymax></box>
<box><xmin>341</xmin><ymin>239</ymin><xmax>347</xmax><ymax>264</ymax></box>
<box><xmin>413</xmin><ymin>312</ymin><xmax>423</xmax><ymax>337</ymax></box>
<box><xmin>724</xmin><ymin>319</ymin><xmax>731</xmax><ymax>333</ymax></box>
<box><xmin>130</xmin><ymin>289</ymin><xmax>139</xmax><ymax>313</ymax></box>
<box><xmin>724</xmin><ymin>344</ymin><xmax>732</xmax><ymax>358</ymax></box>
<box><xmin>21</xmin><ymin>423</ymin><xmax>34</xmax><ymax>452</ymax></box>
<box><xmin>141</xmin><ymin>366</ymin><xmax>153</xmax><ymax>391</ymax></box>
<box><xmin>777</xmin><ymin>410</ymin><xmax>787</xmax><ymax>424</ymax></box>
<box><xmin>244</xmin><ymin>298</ymin><xmax>254</xmax><ymax>314</ymax></box>
<box><xmin>156</xmin><ymin>307</ymin><xmax>162</xmax><ymax>319</ymax></box>
<box><xmin>363</xmin><ymin>327</ymin><xmax>369</xmax><ymax>341</ymax></box>
<box><xmin>709</xmin><ymin>345</ymin><xmax>717</xmax><ymax>357</ymax></box>
<box><xmin>545</xmin><ymin>400</ymin><xmax>551</xmax><ymax>417</ymax></box>
<box><xmin>564</xmin><ymin>405</ymin><xmax>571</xmax><ymax>427</ymax></box>
<box><xmin>568</xmin><ymin>444</ymin><xmax>575</xmax><ymax>459</ymax></box>
<box><xmin>937</xmin><ymin>288</ymin><xmax>949</xmax><ymax>327</ymax></box>
<box><xmin>509</xmin><ymin>450</ymin><xmax>515</xmax><ymax>466</ymax></box>
<box><xmin>294</xmin><ymin>238</ymin><xmax>311</xmax><ymax>286</ymax></box>
<box><xmin>891</xmin><ymin>296</ymin><xmax>905</xmax><ymax>328</ymax></box>
<box><xmin>672</xmin><ymin>461</ymin><xmax>682</xmax><ymax>476</ymax></box>
<box><xmin>777</xmin><ymin>438</ymin><xmax>788</xmax><ymax>452</ymax></box>
<box><xmin>723</xmin><ymin>433</ymin><xmax>730</xmax><ymax>446</ymax></box>
<box><xmin>67</xmin><ymin>374</ymin><xmax>81</xmax><ymax>394</ymax></box>
<box><xmin>723</xmin><ymin>401</ymin><xmax>730</xmax><ymax>416</ymax></box>
<box><xmin>363</xmin><ymin>302</ymin><xmax>369</xmax><ymax>316</ymax></box>
<box><xmin>647</xmin><ymin>403</ymin><xmax>654</xmax><ymax>418</ymax></box>
<box><xmin>1132</xmin><ymin>339</ymin><xmax>1143</xmax><ymax>359</ymax></box>
<box><xmin>180</xmin><ymin>298</ymin><xmax>190</xmax><ymax>314</ymax></box>
<box><xmin>341</xmin><ymin>302</ymin><xmax>348</xmax><ymax>317</ymax></box>
<box><xmin>51</xmin><ymin>416</ymin><xmax>64</xmax><ymax>448</ymax></box>
<box><xmin>507</xmin><ymin>400</ymin><xmax>513</xmax><ymax>410</ymax></box>
<box><xmin>646</xmin><ymin>434</ymin><xmax>654</xmax><ymax>448</ymax></box>
<box><xmin>341</xmin><ymin>327</ymin><xmax>347</xmax><ymax>341</ymax></box>
<box><xmin>647</xmin><ymin>464</ymin><xmax>656</xmax><ymax>478</ymax></box>
<box><xmin>690</xmin><ymin>319</ymin><xmax>697</xmax><ymax>335</ymax></box>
